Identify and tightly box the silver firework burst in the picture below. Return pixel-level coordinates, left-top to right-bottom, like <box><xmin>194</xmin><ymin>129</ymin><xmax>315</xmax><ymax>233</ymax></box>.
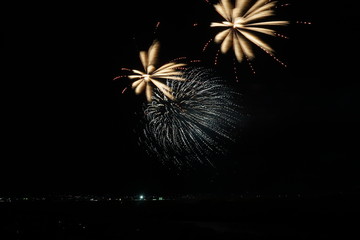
<box><xmin>138</xmin><ymin>67</ymin><xmax>245</xmax><ymax>168</ymax></box>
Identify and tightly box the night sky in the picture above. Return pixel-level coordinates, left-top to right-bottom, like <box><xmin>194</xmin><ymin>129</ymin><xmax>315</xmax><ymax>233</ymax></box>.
<box><xmin>2</xmin><ymin>0</ymin><xmax>359</xmax><ymax>196</ymax></box>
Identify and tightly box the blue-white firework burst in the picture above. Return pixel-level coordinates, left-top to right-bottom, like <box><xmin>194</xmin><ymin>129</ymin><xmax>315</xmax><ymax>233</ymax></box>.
<box><xmin>138</xmin><ymin>67</ymin><xmax>245</xmax><ymax>168</ymax></box>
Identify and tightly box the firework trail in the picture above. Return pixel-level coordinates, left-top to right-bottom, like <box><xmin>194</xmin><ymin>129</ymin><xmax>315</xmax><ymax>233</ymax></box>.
<box><xmin>137</xmin><ymin>67</ymin><xmax>245</xmax><ymax>168</ymax></box>
<box><xmin>210</xmin><ymin>0</ymin><xmax>289</xmax><ymax>64</ymax></box>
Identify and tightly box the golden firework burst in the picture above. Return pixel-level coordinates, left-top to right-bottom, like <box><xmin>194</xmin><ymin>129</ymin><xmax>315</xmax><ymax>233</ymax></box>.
<box><xmin>210</xmin><ymin>0</ymin><xmax>289</xmax><ymax>62</ymax></box>
<box><xmin>125</xmin><ymin>40</ymin><xmax>186</xmax><ymax>102</ymax></box>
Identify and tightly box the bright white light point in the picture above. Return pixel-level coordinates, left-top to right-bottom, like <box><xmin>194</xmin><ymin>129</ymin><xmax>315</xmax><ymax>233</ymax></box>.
<box><xmin>143</xmin><ymin>75</ymin><xmax>150</xmax><ymax>82</ymax></box>
<box><xmin>139</xmin><ymin>195</ymin><xmax>144</xmax><ymax>200</ymax></box>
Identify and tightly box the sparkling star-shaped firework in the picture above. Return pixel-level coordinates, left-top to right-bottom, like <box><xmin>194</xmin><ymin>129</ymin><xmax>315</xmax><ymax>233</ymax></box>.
<box><xmin>210</xmin><ymin>0</ymin><xmax>289</xmax><ymax>62</ymax></box>
<box><xmin>116</xmin><ymin>40</ymin><xmax>187</xmax><ymax>102</ymax></box>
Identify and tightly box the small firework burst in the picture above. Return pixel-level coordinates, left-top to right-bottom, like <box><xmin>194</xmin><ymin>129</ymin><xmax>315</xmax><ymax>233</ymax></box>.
<box><xmin>137</xmin><ymin>67</ymin><xmax>244</xmax><ymax>168</ymax></box>
<box><xmin>114</xmin><ymin>40</ymin><xmax>187</xmax><ymax>102</ymax></box>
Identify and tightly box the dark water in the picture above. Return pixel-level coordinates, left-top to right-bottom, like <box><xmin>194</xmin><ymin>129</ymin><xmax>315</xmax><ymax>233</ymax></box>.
<box><xmin>1</xmin><ymin>193</ymin><xmax>359</xmax><ymax>240</ymax></box>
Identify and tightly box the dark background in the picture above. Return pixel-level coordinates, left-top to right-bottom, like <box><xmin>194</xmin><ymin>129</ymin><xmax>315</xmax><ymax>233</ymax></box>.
<box><xmin>2</xmin><ymin>0</ymin><xmax>359</xmax><ymax>197</ymax></box>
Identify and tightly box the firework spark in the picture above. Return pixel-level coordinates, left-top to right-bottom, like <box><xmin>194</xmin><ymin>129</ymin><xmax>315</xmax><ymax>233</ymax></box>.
<box><xmin>138</xmin><ymin>67</ymin><xmax>244</xmax><ymax>168</ymax></box>
<box><xmin>115</xmin><ymin>40</ymin><xmax>187</xmax><ymax>102</ymax></box>
<box><xmin>210</xmin><ymin>0</ymin><xmax>289</xmax><ymax>63</ymax></box>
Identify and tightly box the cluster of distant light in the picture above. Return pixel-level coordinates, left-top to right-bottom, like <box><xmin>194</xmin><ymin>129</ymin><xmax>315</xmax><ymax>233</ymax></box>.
<box><xmin>138</xmin><ymin>67</ymin><xmax>244</xmax><ymax>167</ymax></box>
<box><xmin>1</xmin><ymin>193</ymin><xmax>328</xmax><ymax>203</ymax></box>
<box><xmin>0</xmin><ymin>195</ymin><xmax>170</xmax><ymax>203</ymax></box>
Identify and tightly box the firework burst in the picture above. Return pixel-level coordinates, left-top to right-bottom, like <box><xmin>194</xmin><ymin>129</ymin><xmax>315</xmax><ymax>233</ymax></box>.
<box><xmin>138</xmin><ymin>67</ymin><xmax>244</xmax><ymax>168</ymax></box>
<box><xmin>114</xmin><ymin>40</ymin><xmax>187</xmax><ymax>102</ymax></box>
<box><xmin>210</xmin><ymin>0</ymin><xmax>289</xmax><ymax>64</ymax></box>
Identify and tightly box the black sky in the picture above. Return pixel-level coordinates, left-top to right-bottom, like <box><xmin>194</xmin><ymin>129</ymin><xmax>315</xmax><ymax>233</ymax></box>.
<box><xmin>2</xmin><ymin>0</ymin><xmax>360</xmax><ymax>196</ymax></box>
